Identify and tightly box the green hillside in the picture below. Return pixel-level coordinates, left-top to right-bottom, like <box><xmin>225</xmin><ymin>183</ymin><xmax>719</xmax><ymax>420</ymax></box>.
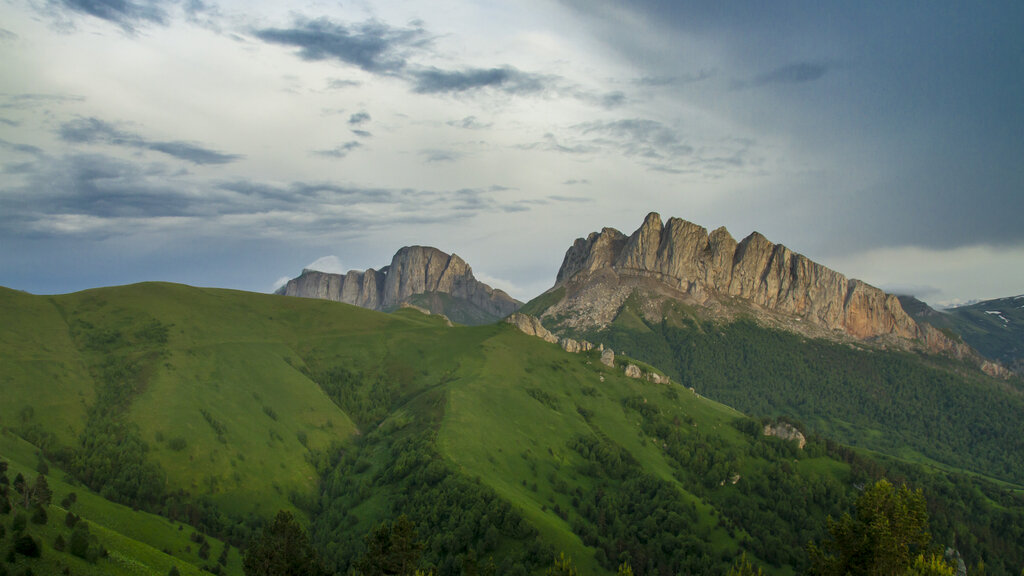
<box><xmin>1</xmin><ymin>283</ymin><xmax>1023</xmax><ymax>575</ymax></box>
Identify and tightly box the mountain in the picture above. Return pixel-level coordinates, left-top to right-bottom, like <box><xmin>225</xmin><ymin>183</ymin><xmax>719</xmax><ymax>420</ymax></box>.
<box><xmin>2</xmin><ymin>282</ymin><xmax>1023</xmax><ymax>575</ymax></box>
<box><xmin>900</xmin><ymin>294</ymin><xmax>1024</xmax><ymax>375</ymax></box>
<box><xmin>277</xmin><ymin>245</ymin><xmax>521</xmax><ymax>325</ymax></box>
<box><xmin>537</xmin><ymin>212</ymin><xmax>1005</xmax><ymax>373</ymax></box>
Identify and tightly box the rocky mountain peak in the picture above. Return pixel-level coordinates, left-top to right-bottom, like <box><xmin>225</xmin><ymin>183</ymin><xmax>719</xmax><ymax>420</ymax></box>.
<box><xmin>548</xmin><ymin>212</ymin><xmax>976</xmax><ymax>358</ymax></box>
<box><xmin>277</xmin><ymin>246</ymin><xmax>521</xmax><ymax>325</ymax></box>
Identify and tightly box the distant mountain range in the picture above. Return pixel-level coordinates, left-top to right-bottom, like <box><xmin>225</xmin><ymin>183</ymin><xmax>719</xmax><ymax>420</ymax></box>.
<box><xmin>900</xmin><ymin>293</ymin><xmax>1024</xmax><ymax>375</ymax></box>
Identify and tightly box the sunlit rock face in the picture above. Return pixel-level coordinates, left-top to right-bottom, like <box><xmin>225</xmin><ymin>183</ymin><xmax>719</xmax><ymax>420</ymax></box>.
<box><xmin>549</xmin><ymin>212</ymin><xmax>972</xmax><ymax>357</ymax></box>
<box><xmin>278</xmin><ymin>246</ymin><xmax>521</xmax><ymax>324</ymax></box>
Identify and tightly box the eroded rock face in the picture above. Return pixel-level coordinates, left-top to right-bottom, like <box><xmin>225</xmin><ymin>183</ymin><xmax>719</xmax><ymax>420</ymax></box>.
<box><xmin>278</xmin><ymin>246</ymin><xmax>521</xmax><ymax>324</ymax></box>
<box><xmin>505</xmin><ymin>313</ymin><xmax>558</xmax><ymax>343</ymax></box>
<box><xmin>601</xmin><ymin>348</ymin><xmax>615</xmax><ymax>367</ymax></box>
<box><xmin>550</xmin><ymin>212</ymin><xmax>969</xmax><ymax>355</ymax></box>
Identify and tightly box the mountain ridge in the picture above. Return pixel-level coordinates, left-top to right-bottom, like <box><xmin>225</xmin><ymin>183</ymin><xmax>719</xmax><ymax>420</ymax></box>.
<box><xmin>542</xmin><ymin>212</ymin><xmax>1005</xmax><ymax>374</ymax></box>
<box><xmin>277</xmin><ymin>245</ymin><xmax>521</xmax><ymax>325</ymax></box>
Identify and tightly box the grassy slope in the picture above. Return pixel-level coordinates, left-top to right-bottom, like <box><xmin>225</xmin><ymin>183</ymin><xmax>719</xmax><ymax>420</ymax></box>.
<box><xmin>0</xmin><ymin>287</ymin><xmax>94</xmax><ymax>445</ymax></box>
<box><xmin>45</xmin><ymin>282</ymin><xmax>365</xmax><ymax>519</ymax></box>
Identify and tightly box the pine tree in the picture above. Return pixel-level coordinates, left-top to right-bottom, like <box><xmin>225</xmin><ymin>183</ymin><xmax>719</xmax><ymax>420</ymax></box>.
<box><xmin>243</xmin><ymin>510</ymin><xmax>326</xmax><ymax>576</ymax></box>
<box><xmin>354</xmin><ymin>515</ymin><xmax>424</xmax><ymax>576</ymax></box>
<box><xmin>546</xmin><ymin>553</ymin><xmax>578</xmax><ymax>576</ymax></box>
<box><xmin>808</xmin><ymin>478</ymin><xmax>931</xmax><ymax>576</ymax></box>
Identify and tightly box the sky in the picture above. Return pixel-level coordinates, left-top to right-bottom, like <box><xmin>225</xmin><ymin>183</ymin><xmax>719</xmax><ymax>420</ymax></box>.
<box><xmin>1</xmin><ymin>0</ymin><xmax>1022</xmax><ymax>307</ymax></box>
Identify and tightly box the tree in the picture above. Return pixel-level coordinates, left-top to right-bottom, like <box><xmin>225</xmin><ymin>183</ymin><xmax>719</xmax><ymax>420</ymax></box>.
<box><xmin>12</xmin><ymin>535</ymin><xmax>41</xmax><ymax>558</ymax></box>
<box><xmin>243</xmin><ymin>510</ymin><xmax>327</xmax><ymax>576</ymax></box>
<box><xmin>727</xmin><ymin>553</ymin><xmax>764</xmax><ymax>576</ymax></box>
<box><xmin>69</xmin><ymin>522</ymin><xmax>92</xmax><ymax>559</ymax></box>
<box><xmin>617</xmin><ymin>561</ymin><xmax>635</xmax><ymax>576</ymax></box>
<box><xmin>546</xmin><ymin>553</ymin><xmax>578</xmax><ymax>576</ymax></box>
<box><xmin>903</xmin><ymin>554</ymin><xmax>956</xmax><ymax>576</ymax></box>
<box><xmin>354</xmin><ymin>515</ymin><xmax>424</xmax><ymax>576</ymax></box>
<box><xmin>808</xmin><ymin>478</ymin><xmax>931</xmax><ymax>576</ymax></box>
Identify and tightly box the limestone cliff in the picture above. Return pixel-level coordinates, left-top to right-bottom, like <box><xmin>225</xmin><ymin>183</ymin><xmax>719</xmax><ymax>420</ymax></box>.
<box><xmin>546</xmin><ymin>212</ymin><xmax>973</xmax><ymax>357</ymax></box>
<box><xmin>278</xmin><ymin>246</ymin><xmax>521</xmax><ymax>325</ymax></box>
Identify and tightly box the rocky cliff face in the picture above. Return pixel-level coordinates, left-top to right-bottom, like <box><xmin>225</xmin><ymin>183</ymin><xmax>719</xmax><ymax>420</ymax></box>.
<box><xmin>278</xmin><ymin>246</ymin><xmax>521</xmax><ymax>325</ymax></box>
<box><xmin>548</xmin><ymin>212</ymin><xmax>974</xmax><ymax>357</ymax></box>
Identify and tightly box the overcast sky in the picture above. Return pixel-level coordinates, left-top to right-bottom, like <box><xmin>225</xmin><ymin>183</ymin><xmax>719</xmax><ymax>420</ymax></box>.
<box><xmin>1</xmin><ymin>0</ymin><xmax>1022</xmax><ymax>307</ymax></box>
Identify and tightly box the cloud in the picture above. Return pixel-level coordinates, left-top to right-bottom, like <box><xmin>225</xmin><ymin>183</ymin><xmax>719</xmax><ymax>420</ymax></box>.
<box><xmin>0</xmin><ymin>93</ymin><xmax>86</xmax><ymax>110</ymax></box>
<box><xmin>571</xmin><ymin>118</ymin><xmax>694</xmax><ymax>169</ymax></box>
<box><xmin>561</xmin><ymin>179</ymin><xmax>590</xmax><ymax>185</ymax></box>
<box><xmin>637</xmin><ymin>70</ymin><xmax>715</xmax><ymax>86</ymax></box>
<box><xmin>271</xmin><ymin>275</ymin><xmax>291</xmax><ymax>292</ymax></box>
<box><xmin>348</xmin><ymin>111</ymin><xmax>371</xmax><ymax>125</ymax></box>
<box><xmin>447</xmin><ymin>116</ymin><xmax>491</xmax><ymax>130</ymax></box>
<box><xmin>519</xmin><ymin>133</ymin><xmax>599</xmax><ymax>155</ymax></box>
<box><xmin>326</xmin><ymin>78</ymin><xmax>361</xmax><ymax>90</ymax></box>
<box><xmin>0</xmin><ymin>154</ymin><xmax>193</xmax><ymax>232</ymax></box>
<box><xmin>144</xmin><ymin>141</ymin><xmax>240</xmax><ymax>165</ymax></box>
<box><xmin>254</xmin><ymin>17</ymin><xmax>428</xmax><ymax>73</ymax></box>
<box><xmin>752</xmin><ymin>62</ymin><xmax>830</xmax><ymax>86</ymax></box>
<box><xmin>599</xmin><ymin>91</ymin><xmax>626</xmax><ymax>108</ymax></box>
<box><xmin>410</xmin><ymin>66</ymin><xmax>549</xmax><ymax>95</ymax></box>
<box><xmin>58</xmin><ymin>117</ymin><xmax>241</xmax><ymax>165</ymax></box>
<box><xmin>313</xmin><ymin>141</ymin><xmax>362</xmax><ymax>158</ymax></box>
<box><xmin>0</xmin><ymin>138</ymin><xmax>45</xmax><ymax>157</ymax></box>
<box><xmin>304</xmin><ymin>255</ymin><xmax>346</xmax><ymax>274</ymax></box>
<box><xmin>576</xmin><ymin>118</ymin><xmax>692</xmax><ymax>158</ymax></box>
<box><xmin>351</xmin><ymin>129</ymin><xmax>371</xmax><ymax>138</ymax></box>
<box><xmin>50</xmin><ymin>0</ymin><xmax>170</xmax><ymax>31</ymax></box>
<box><xmin>420</xmin><ymin>149</ymin><xmax>460</xmax><ymax>163</ymax></box>
<box><xmin>548</xmin><ymin>195</ymin><xmax>588</xmax><ymax>203</ymax></box>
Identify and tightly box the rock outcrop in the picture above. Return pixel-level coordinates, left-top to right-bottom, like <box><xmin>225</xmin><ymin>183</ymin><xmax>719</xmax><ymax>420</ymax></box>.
<box><xmin>504</xmin><ymin>314</ymin><xmax>671</xmax><ymax>383</ymax></box>
<box><xmin>505</xmin><ymin>313</ymin><xmax>558</xmax><ymax>343</ymax></box>
<box><xmin>763</xmin><ymin>422</ymin><xmax>807</xmax><ymax>449</ymax></box>
<box><xmin>550</xmin><ymin>212</ymin><xmax>971</xmax><ymax>356</ymax></box>
<box><xmin>277</xmin><ymin>246</ymin><xmax>521</xmax><ymax>325</ymax></box>
<box><xmin>559</xmin><ymin>337</ymin><xmax>593</xmax><ymax>353</ymax></box>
